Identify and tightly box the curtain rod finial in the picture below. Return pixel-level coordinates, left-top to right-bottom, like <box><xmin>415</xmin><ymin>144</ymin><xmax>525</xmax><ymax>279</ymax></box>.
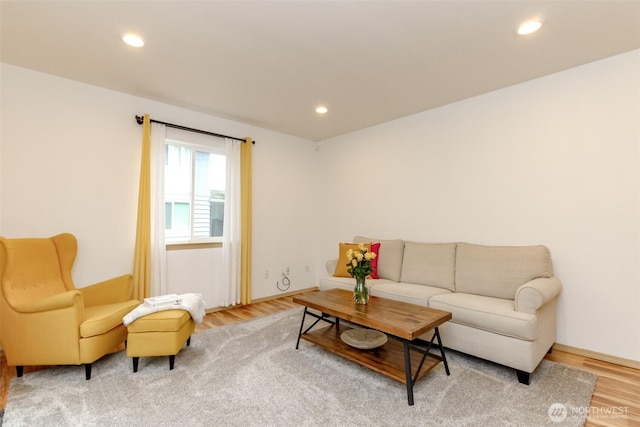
<box><xmin>135</xmin><ymin>115</ymin><xmax>144</xmax><ymax>125</ymax></box>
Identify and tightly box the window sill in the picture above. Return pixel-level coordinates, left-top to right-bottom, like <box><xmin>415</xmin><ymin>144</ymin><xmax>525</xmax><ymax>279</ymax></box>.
<box><xmin>166</xmin><ymin>242</ymin><xmax>222</xmax><ymax>251</ymax></box>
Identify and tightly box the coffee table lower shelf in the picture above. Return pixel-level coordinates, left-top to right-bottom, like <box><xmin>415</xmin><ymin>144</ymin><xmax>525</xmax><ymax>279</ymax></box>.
<box><xmin>300</xmin><ymin>323</ymin><xmax>441</xmax><ymax>384</ymax></box>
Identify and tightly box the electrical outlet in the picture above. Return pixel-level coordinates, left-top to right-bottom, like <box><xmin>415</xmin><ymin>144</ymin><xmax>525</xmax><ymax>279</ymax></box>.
<box><xmin>265</xmin><ymin>270</ymin><xmax>269</xmax><ymax>279</ymax></box>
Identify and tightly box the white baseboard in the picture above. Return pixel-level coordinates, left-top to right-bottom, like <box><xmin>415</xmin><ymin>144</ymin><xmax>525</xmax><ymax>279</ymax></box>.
<box><xmin>251</xmin><ymin>286</ymin><xmax>318</xmax><ymax>304</ymax></box>
<box><xmin>553</xmin><ymin>343</ymin><xmax>640</xmax><ymax>370</ymax></box>
<box><xmin>204</xmin><ymin>287</ymin><xmax>319</xmax><ymax>313</ymax></box>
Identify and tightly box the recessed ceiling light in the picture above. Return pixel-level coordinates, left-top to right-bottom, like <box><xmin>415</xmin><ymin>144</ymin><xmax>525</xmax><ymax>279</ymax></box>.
<box><xmin>315</xmin><ymin>106</ymin><xmax>328</xmax><ymax>114</ymax></box>
<box><xmin>516</xmin><ymin>20</ymin><xmax>543</xmax><ymax>36</ymax></box>
<box><xmin>122</xmin><ymin>33</ymin><xmax>144</xmax><ymax>47</ymax></box>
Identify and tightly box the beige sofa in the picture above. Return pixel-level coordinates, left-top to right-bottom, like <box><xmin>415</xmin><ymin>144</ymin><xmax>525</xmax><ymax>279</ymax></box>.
<box><xmin>319</xmin><ymin>236</ymin><xmax>562</xmax><ymax>384</ymax></box>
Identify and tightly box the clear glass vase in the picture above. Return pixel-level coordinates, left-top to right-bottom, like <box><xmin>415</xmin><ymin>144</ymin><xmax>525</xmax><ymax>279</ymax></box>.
<box><xmin>353</xmin><ymin>274</ymin><xmax>370</xmax><ymax>305</ymax></box>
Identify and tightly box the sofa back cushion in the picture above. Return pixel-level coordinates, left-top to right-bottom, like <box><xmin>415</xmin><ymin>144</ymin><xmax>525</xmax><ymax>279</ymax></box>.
<box><xmin>400</xmin><ymin>242</ymin><xmax>456</xmax><ymax>291</ymax></box>
<box><xmin>455</xmin><ymin>243</ymin><xmax>553</xmax><ymax>299</ymax></box>
<box><xmin>1</xmin><ymin>237</ymin><xmax>69</xmax><ymax>306</ymax></box>
<box><xmin>354</xmin><ymin>236</ymin><xmax>404</xmax><ymax>282</ymax></box>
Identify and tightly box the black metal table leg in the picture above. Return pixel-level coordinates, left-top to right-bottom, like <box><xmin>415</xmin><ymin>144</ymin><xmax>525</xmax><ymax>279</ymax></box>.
<box><xmin>295</xmin><ymin>307</ymin><xmax>309</xmax><ymax>349</ymax></box>
<box><xmin>295</xmin><ymin>308</ymin><xmax>338</xmax><ymax>349</ymax></box>
<box><xmin>403</xmin><ymin>340</ymin><xmax>415</xmax><ymax>406</ymax></box>
<box><xmin>434</xmin><ymin>327</ymin><xmax>450</xmax><ymax>375</ymax></box>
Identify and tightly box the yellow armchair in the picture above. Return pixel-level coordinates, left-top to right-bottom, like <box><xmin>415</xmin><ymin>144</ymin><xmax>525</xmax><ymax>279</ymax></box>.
<box><xmin>0</xmin><ymin>233</ymin><xmax>140</xmax><ymax>379</ymax></box>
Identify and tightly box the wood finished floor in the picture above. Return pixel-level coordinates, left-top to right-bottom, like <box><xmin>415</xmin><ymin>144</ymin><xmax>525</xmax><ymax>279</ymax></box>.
<box><xmin>1</xmin><ymin>295</ymin><xmax>638</xmax><ymax>426</ymax></box>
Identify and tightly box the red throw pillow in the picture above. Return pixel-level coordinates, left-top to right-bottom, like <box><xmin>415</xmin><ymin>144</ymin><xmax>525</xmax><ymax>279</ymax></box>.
<box><xmin>370</xmin><ymin>242</ymin><xmax>380</xmax><ymax>279</ymax></box>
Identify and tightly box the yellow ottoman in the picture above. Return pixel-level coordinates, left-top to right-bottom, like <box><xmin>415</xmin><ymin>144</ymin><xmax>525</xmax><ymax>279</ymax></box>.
<box><xmin>126</xmin><ymin>309</ymin><xmax>196</xmax><ymax>372</ymax></box>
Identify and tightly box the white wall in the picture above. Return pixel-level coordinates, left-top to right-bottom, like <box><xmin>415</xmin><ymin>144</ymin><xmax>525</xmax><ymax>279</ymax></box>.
<box><xmin>0</xmin><ymin>63</ymin><xmax>320</xmax><ymax>307</ymax></box>
<box><xmin>316</xmin><ymin>50</ymin><xmax>640</xmax><ymax>362</ymax></box>
<box><xmin>1</xmin><ymin>64</ymin><xmax>141</xmax><ymax>286</ymax></box>
<box><xmin>3</xmin><ymin>49</ymin><xmax>639</xmax><ymax>362</ymax></box>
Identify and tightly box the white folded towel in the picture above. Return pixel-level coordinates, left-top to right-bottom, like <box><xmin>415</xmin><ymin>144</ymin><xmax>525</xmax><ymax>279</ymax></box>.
<box><xmin>123</xmin><ymin>293</ymin><xmax>206</xmax><ymax>326</ymax></box>
<box><xmin>144</xmin><ymin>294</ymin><xmax>181</xmax><ymax>307</ymax></box>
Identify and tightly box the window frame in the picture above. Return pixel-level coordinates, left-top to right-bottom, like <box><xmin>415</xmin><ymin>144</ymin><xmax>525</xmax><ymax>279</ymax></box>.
<box><xmin>164</xmin><ymin>135</ymin><xmax>226</xmax><ymax>246</ymax></box>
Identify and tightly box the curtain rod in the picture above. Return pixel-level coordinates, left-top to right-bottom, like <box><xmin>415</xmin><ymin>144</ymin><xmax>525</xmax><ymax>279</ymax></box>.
<box><xmin>135</xmin><ymin>115</ymin><xmax>254</xmax><ymax>144</ymax></box>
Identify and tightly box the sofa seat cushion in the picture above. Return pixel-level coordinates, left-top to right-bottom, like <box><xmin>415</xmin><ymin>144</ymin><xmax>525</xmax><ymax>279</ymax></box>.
<box><xmin>81</xmin><ymin>300</ymin><xmax>141</xmax><ymax>338</ymax></box>
<box><xmin>371</xmin><ymin>282</ymin><xmax>451</xmax><ymax>307</ymax></box>
<box><xmin>429</xmin><ymin>293</ymin><xmax>537</xmax><ymax>341</ymax></box>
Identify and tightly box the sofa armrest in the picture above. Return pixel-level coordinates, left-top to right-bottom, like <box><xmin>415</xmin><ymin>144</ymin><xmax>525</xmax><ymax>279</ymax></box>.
<box><xmin>12</xmin><ymin>290</ymin><xmax>83</xmax><ymax>313</ymax></box>
<box><xmin>515</xmin><ymin>277</ymin><xmax>562</xmax><ymax>314</ymax></box>
<box><xmin>79</xmin><ymin>274</ymin><xmax>133</xmax><ymax>306</ymax></box>
<box><xmin>326</xmin><ymin>259</ymin><xmax>338</xmax><ymax>275</ymax></box>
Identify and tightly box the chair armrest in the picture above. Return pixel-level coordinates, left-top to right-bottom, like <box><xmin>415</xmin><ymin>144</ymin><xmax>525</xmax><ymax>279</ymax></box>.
<box><xmin>515</xmin><ymin>277</ymin><xmax>562</xmax><ymax>314</ymax></box>
<box><xmin>326</xmin><ymin>259</ymin><xmax>338</xmax><ymax>275</ymax></box>
<box><xmin>79</xmin><ymin>274</ymin><xmax>133</xmax><ymax>306</ymax></box>
<box><xmin>12</xmin><ymin>290</ymin><xmax>83</xmax><ymax>313</ymax></box>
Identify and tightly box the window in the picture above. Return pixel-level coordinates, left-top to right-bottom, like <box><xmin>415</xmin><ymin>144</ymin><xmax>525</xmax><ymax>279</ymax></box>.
<box><xmin>164</xmin><ymin>135</ymin><xmax>226</xmax><ymax>243</ymax></box>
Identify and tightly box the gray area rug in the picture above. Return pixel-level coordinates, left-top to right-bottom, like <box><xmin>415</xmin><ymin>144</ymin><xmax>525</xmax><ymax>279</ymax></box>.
<box><xmin>3</xmin><ymin>307</ymin><xmax>596</xmax><ymax>426</ymax></box>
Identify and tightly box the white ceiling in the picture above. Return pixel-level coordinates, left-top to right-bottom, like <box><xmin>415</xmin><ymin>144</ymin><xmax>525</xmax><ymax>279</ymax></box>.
<box><xmin>2</xmin><ymin>1</ymin><xmax>639</xmax><ymax>141</ymax></box>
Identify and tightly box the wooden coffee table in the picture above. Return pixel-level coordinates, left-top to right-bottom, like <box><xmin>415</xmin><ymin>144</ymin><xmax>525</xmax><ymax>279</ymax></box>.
<box><xmin>293</xmin><ymin>288</ymin><xmax>452</xmax><ymax>406</ymax></box>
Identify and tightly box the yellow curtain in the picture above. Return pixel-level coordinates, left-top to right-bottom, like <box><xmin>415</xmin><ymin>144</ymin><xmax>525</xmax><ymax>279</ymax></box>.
<box><xmin>240</xmin><ymin>138</ymin><xmax>253</xmax><ymax>305</ymax></box>
<box><xmin>132</xmin><ymin>114</ymin><xmax>151</xmax><ymax>301</ymax></box>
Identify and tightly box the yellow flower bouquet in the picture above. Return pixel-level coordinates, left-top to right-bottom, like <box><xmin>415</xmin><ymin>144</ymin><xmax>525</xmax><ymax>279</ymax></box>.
<box><xmin>346</xmin><ymin>243</ymin><xmax>377</xmax><ymax>304</ymax></box>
